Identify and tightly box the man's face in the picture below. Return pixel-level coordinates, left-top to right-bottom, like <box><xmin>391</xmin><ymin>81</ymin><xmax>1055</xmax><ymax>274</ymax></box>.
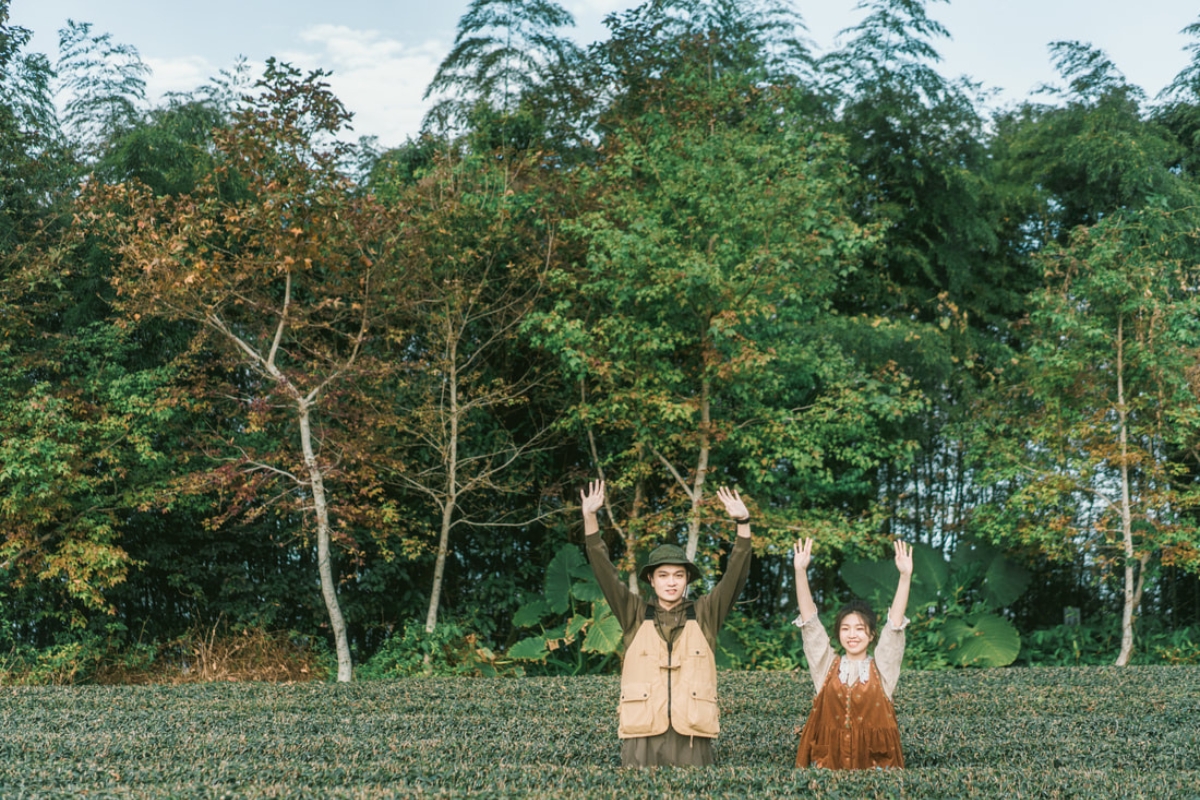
<box><xmin>649</xmin><ymin>565</ymin><xmax>689</xmax><ymax>608</ymax></box>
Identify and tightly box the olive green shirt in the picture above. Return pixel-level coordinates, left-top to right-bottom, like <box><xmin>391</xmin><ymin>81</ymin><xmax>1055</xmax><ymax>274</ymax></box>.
<box><xmin>585</xmin><ymin>532</ymin><xmax>752</xmax><ymax>652</ymax></box>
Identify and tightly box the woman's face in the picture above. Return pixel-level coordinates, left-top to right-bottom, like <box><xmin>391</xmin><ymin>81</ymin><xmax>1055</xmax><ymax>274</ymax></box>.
<box><xmin>838</xmin><ymin>612</ymin><xmax>872</xmax><ymax>660</ymax></box>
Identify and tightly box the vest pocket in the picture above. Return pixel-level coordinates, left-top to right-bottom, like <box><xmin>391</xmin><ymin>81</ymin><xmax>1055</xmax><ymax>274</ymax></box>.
<box><xmin>686</xmin><ymin>689</ymin><xmax>720</xmax><ymax>735</ymax></box>
<box><xmin>619</xmin><ymin>682</ymin><xmax>656</xmax><ymax>735</ymax></box>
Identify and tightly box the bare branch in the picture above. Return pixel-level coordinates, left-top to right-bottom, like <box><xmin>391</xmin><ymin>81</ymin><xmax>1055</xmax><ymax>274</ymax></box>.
<box><xmin>650</xmin><ymin>444</ymin><xmax>696</xmax><ymax>503</ymax></box>
<box><xmin>240</xmin><ymin>460</ymin><xmax>304</xmax><ymax>486</ymax></box>
<box><xmin>265</xmin><ymin>268</ymin><xmax>291</xmax><ymax>374</ymax></box>
<box><xmin>581</xmin><ymin>379</ymin><xmax>627</xmax><ymax>540</ymax></box>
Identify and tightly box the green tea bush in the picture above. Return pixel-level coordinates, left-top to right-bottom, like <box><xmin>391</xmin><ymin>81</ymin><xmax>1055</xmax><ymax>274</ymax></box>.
<box><xmin>0</xmin><ymin>667</ymin><xmax>1196</xmax><ymax>797</ymax></box>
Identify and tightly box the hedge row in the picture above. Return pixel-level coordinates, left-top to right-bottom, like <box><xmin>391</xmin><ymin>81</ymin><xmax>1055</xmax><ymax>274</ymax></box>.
<box><xmin>1</xmin><ymin>667</ymin><xmax>1197</xmax><ymax>798</ymax></box>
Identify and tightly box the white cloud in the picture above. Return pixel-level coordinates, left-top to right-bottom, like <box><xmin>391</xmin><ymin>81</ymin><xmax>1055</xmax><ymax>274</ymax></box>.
<box><xmin>280</xmin><ymin>25</ymin><xmax>444</xmax><ymax>147</ymax></box>
<box><xmin>563</xmin><ymin>0</ymin><xmax>633</xmax><ymax>15</ymax></box>
<box><xmin>143</xmin><ymin>55</ymin><xmax>220</xmax><ymax>97</ymax></box>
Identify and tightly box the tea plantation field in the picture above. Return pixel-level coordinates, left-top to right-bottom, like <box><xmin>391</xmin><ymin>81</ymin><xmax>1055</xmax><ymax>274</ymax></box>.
<box><xmin>2</xmin><ymin>666</ymin><xmax>1198</xmax><ymax>798</ymax></box>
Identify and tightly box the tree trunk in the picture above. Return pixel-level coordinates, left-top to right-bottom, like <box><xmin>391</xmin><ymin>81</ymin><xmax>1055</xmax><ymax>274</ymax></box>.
<box><xmin>298</xmin><ymin>400</ymin><xmax>353</xmax><ymax>682</ymax></box>
<box><xmin>685</xmin><ymin>377</ymin><xmax>712</xmax><ymax>562</ymax></box>
<box><xmin>425</xmin><ymin>332</ymin><xmax>460</xmax><ymax>633</ymax></box>
<box><xmin>1115</xmin><ymin>315</ymin><xmax>1138</xmax><ymax>667</ymax></box>
<box><xmin>425</xmin><ymin>498</ymin><xmax>456</xmax><ymax>633</ymax></box>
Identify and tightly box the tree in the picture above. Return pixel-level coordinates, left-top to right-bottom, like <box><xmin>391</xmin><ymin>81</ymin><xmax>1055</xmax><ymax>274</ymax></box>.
<box><xmin>975</xmin><ymin>202</ymin><xmax>1200</xmax><ymax>665</ymax></box>
<box><xmin>82</xmin><ymin>60</ymin><xmax>403</xmax><ymax>681</ymax></box>
<box><xmin>0</xmin><ymin>323</ymin><xmax>182</xmax><ymax>624</ymax></box>
<box><xmin>0</xmin><ymin>6</ymin><xmax>170</xmax><ymax>629</ymax></box>
<box><xmin>997</xmin><ymin>41</ymin><xmax>1178</xmax><ymax>242</ymax></box>
<box><xmin>1155</xmin><ymin>16</ymin><xmax>1200</xmax><ymax>181</ymax></box>
<box><xmin>591</xmin><ymin>0</ymin><xmax>811</xmax><ymax>133</ymax></box>
<box><xmin>0</xmin><ymin>2</ymin><xmax>67</xmax><ymax>252</ymax></box>
<box><xmin>380</xmin><ymin>150</ymin><xmax>561</xmax><ymax>633</ymax></box>
<box><xmin>813</xmin><ymin>0</ymin><xmax>1040</xmax><ymax>552</ymax></box>
<box><xmin>54</xmin><ymin>19</ymin><xmax>148</xmax><ymax>156</ymax></box>
<box><xmin>969</xmin><ymin>40</ymin><xmax>1200</xmax><ymax>664</ymax></box>
<box><xmin>423</xmin><ymin>0</ymin><xmax>581</xmax><ymax>135</ymax></box>
<box><xmin>529</xmin><ymin>8</ymin><xmax>920</xmax><ymax>570</ymax></box>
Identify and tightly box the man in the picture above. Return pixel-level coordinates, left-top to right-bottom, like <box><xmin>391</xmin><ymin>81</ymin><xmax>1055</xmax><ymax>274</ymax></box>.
<box><xmin>580</xmin><ymin>479</ymin><xmax>752</xmax><ymax>767</ymax></box>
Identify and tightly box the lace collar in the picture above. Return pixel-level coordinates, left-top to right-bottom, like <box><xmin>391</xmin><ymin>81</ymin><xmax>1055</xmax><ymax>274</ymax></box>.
<box><xmin>838</xmin><ymin>656</ymin><xmax>873</xmax><ymax>686</ymax></box>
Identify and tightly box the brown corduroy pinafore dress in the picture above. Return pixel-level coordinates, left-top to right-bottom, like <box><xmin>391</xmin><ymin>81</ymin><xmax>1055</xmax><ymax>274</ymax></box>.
<box><xmin>794</xmin><ymin>655</ymin><xmax>904</xmax><ymax>770</ymax></box>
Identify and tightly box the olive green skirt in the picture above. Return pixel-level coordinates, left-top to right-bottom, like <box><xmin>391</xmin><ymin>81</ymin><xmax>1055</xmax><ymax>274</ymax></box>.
<box><xmin>620</xmin><ymin>728</ymin><xmax>715</xmax><ymax>767</ymax></box>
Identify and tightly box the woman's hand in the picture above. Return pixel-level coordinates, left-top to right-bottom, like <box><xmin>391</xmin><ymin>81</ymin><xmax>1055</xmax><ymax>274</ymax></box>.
<box><xmin>893</xmin><ymin>540</ymin><xmax>913</xmax><ymax>577</ymax></box>
<box><xmin>889</xmin><ymin>541</ymin><xmax>913</xmax><ymax>628</ymax></box>
<box><xmin>793</xmin><ymin>538</ymin><xmax>814</xmax><ymax>572</ymax></box>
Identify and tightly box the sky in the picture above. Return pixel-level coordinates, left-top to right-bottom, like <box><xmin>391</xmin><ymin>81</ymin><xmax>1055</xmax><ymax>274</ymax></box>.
<box><xmin>7</xmin><ymin>1</ymin><xmax>1200</xmax><ymax>150</ymax></box>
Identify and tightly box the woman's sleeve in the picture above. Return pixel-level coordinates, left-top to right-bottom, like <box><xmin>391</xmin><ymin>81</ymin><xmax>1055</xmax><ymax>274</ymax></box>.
<box><xmin>794</xmin><ymin>612</ymin><xmax>834</xmax><ymax>694</ymax></box>
<box><xmin>874</xmin><ymin>616</ymin><xmax>908</xmax><ymax>698</ymax></box>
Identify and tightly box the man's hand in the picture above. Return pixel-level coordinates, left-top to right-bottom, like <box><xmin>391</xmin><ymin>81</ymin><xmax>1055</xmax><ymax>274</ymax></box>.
<box><xmin>716</xmin><ymin>486</ymin><xmax>748</xmax><ymax>520</ymax></box>
<box><xmin>580</xmin><ymin>480</ymin><xmax>605</xmax><ymax>519</ymax></box>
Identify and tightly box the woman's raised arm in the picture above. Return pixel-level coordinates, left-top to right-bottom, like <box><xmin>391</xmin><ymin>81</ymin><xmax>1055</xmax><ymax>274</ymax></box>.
<box><xmin>889</xmin><ymin>540</ymin><xmax>913</xmax><ymax>627</ymax></box>
<box><xmin>793</xmin><ymin>538</ymin><xmax>818</xmax><ymax>623</ymax></box>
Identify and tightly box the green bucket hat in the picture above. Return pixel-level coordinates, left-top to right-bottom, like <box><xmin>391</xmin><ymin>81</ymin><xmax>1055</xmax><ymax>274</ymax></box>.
<box><xmin>638</xmin><ymin>543</ymin><xmax>701</xmax><ymax>584</ymax></box>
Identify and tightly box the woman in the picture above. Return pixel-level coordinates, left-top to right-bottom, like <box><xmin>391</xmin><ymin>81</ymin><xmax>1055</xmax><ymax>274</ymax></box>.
<box><xmin>792</xmin><ymin>538</ymin><xmax>912</xmax><ymax>769</ymax></box>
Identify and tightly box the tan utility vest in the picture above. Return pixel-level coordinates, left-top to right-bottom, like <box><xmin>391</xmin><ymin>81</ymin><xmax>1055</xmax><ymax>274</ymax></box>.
<box><xmin>618</xmin><ymin>605</ymin><xmax>720</xmax><ymax>739</ymax></box>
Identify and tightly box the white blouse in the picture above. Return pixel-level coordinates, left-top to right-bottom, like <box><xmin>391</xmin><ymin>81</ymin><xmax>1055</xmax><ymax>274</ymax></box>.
<box><xmin>792</xmin><ymin>612</ymin><xmax>908</xmax><ymax>699</ymax></box>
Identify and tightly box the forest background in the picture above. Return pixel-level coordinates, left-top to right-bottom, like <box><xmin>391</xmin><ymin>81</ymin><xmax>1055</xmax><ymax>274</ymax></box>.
<box><xmin>4</xmin><ymin>0</ymin><xmax>1200</xmax><ymax>683</ymax></box>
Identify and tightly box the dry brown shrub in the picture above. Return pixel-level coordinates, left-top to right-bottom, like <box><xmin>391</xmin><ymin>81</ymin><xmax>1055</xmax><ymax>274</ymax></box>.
<box><xmin>93</xmin><ymin>623</ymin><xmax>330</xmax><ymax>685</ymax></box>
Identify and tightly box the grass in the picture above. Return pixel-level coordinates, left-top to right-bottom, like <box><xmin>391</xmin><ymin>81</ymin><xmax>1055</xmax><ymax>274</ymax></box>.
<box><xmin>1</xmin><ymin>666</ymin><xmax>1197</xmax><ymax>798</ymax></box>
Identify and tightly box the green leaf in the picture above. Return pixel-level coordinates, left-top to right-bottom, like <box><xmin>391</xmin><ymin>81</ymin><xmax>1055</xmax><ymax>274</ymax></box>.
<box><xmin>839</xmin><ymin>558</ymin><xmax>894</xmax><ymax>609</ymax></box>
<box><xmin>581</xmin><ymin>612</ymin><xmax>623</xmax><ymax>655</ymax></box>
<box><xmin>955</xmin><ymin>542</ymin><xmax>1032</xmax><ymax>609</ymax></box>
<box><xmin>942</xmin><ymin>613</ymin><xmax>1022</xmax><ymax>667</ymax></box>
<box><xmin>544</xmin><ymin>545</ymin><xmax>586</xmax><ymax>614</ymax></box>
<box><xmin>948</xmin><ymin>541</ymin><xmax>1031</xmax><ymax>609</ymax></box>
<box><xmin>565</xmin><ymin>614</ymin><xmax>588</xmax><ymax>639</ymax></box>
<box><xmin>909</xmin><ymin>543</ymin><xmax>949</xmax><ymax>609</ymax></box>
<box><xmin>512</xmin><ymin>598</ymin><xmax>551</xmax><ymax>628</ymax></box>
<box><xmin>571</xmin><ymin>574</ymin><xmax>604</xmax><ymax>603</ymax></box>
<box><xmin>507</xmin><ymin>635</ymin><xmax>550</xmax><ymax>662</ymax></box>
<box><xmin>980</xmin><ymin>555</ymin><xmax>1032</xmax><ymax>610</ymax></box>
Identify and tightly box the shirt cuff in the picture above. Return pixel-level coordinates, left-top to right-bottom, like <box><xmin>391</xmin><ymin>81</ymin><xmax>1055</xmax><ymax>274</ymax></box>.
<box><xmin>792</xmin><ymin>612</ymin><xmax>818</xmax><ymax>629</ymax></box>
<box><xmin>887</xmin><ymin>615</ymin><xmax>910</xmax><ymax>631</ymax></box>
